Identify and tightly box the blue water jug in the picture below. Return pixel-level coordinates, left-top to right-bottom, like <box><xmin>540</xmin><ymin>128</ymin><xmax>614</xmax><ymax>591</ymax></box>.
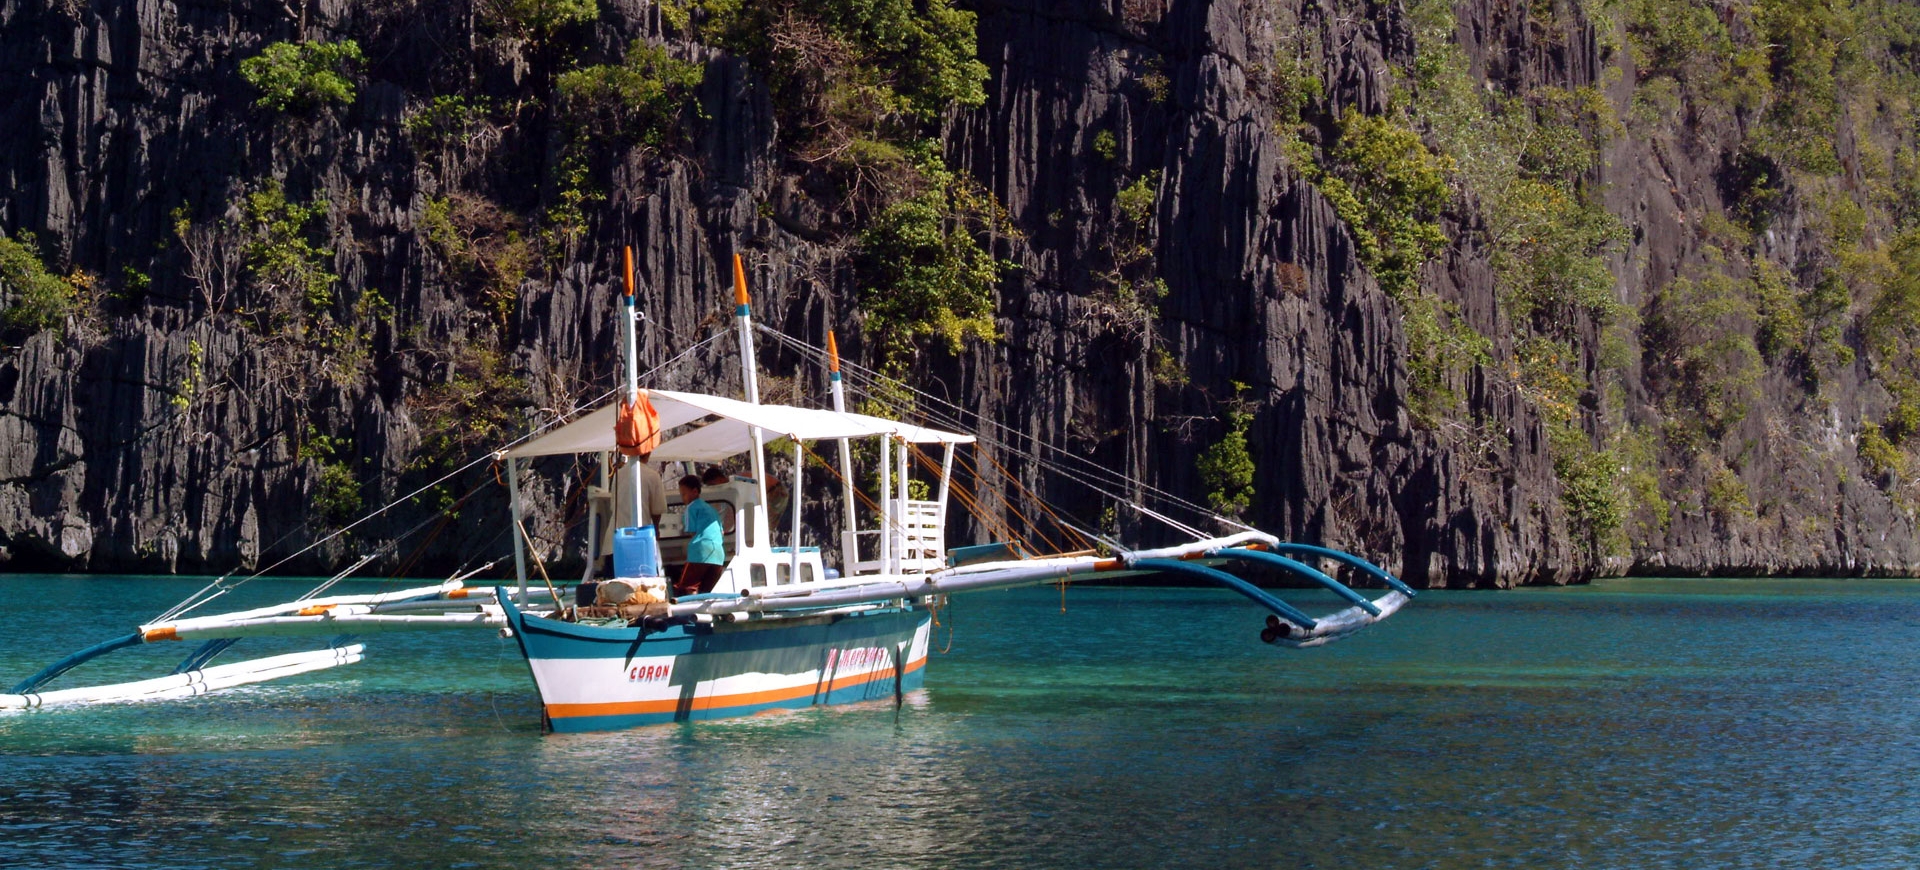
<box><xmin>613</xmin><ymin>525</ymin><xmax>661</xmax><ymax>578</ymax></box>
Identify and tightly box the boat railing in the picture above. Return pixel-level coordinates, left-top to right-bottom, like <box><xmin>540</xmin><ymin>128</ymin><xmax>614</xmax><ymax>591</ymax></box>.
<box><xmin>843</xmin><ymin>498</ymin><xmax>946</xmax><ymax>576</ymax></box>
<box><xmin>901</xmin><ymin>500</ymin><xmax>945</xmax><ymax>572</ymax></box>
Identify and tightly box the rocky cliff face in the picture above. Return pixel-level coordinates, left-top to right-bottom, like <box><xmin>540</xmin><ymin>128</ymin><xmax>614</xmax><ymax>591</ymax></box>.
<box><xmin>4</xmin><ymin>0</ymin><xmax>1920</xmax><ymax>586</ymax></box>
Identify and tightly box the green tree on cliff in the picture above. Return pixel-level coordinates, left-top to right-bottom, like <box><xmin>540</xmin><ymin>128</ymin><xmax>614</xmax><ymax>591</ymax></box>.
<box><xmin>0</xmin><ymin>231</ymin><xmax>79</xmax><ymax>334</ymax></box>
<box><xmin>239</xmin><ymin>40</ymin><xmax>365</xmax><ymax>113</ymax></box>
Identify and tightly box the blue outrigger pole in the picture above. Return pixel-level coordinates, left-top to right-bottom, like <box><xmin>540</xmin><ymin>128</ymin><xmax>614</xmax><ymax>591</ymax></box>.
<box><xmin>1125</xmin><ymin>542</ymin><xmax>1415</xmax><ymax>648</ymax></box>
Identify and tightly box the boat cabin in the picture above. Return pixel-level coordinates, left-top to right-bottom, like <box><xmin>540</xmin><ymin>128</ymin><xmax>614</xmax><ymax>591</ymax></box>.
<box><xmin>499</xmin><ymin>388</ymin><xmax>974</xmax><ymax>604</ymax></box>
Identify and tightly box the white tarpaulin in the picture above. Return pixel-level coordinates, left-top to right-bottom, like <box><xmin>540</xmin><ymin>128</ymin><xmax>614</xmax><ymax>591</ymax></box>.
<box><xmin>505</xmin><ymin>389</ymin><xmax>972</xmax><ymax>462</ymax></box>
<box><xmin>840</xmin><ymin>412</ymin><xmax>974</xmax><ymax>446</ymax></box>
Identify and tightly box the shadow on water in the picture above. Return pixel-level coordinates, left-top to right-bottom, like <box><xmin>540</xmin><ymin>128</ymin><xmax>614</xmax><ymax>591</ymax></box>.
<box><xmin>2</xmin><ymin>575</ymin><xmax>1918</xmax><ymax>868</ymax></box>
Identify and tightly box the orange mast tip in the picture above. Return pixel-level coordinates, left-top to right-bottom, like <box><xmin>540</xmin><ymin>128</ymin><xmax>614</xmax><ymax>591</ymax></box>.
<box><xmin>622</xmin><ymin>246</ymin><xmax>636</xmax><ymax>298</ymax></box>
<box><xmin>826</xmin><ymin>331</ymin><xmax>841</xmax><ymax>372</ymax></box>
<box><xmin>732</xmin><ymin>253</ymin><xmax>750</xmax><ymax>307</ymax></box>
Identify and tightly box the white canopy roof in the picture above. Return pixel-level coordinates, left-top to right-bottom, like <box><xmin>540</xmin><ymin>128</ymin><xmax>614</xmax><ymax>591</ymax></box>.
<box><xmin>504</xmin><ymin>389</ymin><xmax>974</xmax><ymax>462</ymax></box>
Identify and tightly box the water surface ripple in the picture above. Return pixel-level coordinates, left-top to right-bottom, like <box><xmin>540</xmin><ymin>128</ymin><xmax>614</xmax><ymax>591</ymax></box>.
<box><xmin>2</xmin><ymin>575</ymin><xmax>1915</xmax><ymax>868</ymax></box>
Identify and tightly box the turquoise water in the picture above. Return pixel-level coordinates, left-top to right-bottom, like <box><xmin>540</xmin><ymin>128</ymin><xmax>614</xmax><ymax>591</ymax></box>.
<box><xmin>2</xmin><ymin>575</ymin><xmax>1917</xmax><ymax>868</ymax></box>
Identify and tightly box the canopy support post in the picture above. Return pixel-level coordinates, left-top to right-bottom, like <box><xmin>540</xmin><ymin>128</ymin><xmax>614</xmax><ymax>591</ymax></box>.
<box><xmin>936</xmin><ymin>443</ymin><xmax>955</xmax><ymax>552</ymax></box>
<box><xmin>619</xmin><ymin>248</ymin><xmax>645</xmax><ymax>545</ymax></box>
<box><xmin>828</xmin><ymin>332</ymin><xmax>858</xmax><ymax>573</ymax></box>
<box><xmin>893</xmin><ymin>435</ymin><xmax>909</xmax><ymax>573</ymax></box>
<box><xmin>878</xmin><ymin>434</ymin><xmax>891</xmax><ymax>574</ymax></box>
<box><xmin>732</xmin><ymin>253</ymin><xmax>769</xmax><ymax>511</ymax></box>
<box><xmin>508</xmin><ymin>455</ymin><xmax>528</xmax><ymax>602</ymax></box>
<box><xmin>790</xmin><ymin>437</ymin><xmax>803</xmax><ymax>583</ymax></box>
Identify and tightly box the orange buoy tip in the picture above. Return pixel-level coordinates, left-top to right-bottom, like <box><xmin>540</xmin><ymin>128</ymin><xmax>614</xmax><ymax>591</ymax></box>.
<box><xmin>826</xmin><ymin>331</ymin><xmax>841</xmax><ymax>371</ymax></box>
<box><xmin>622</xmin><ymin>246</ymin><xmax>636</xmax><ymax>298</ymax></box>
<box><xmin>731</xmin><ymin>253</ymin><xmax>750</xmax><ymax>306</ymax></box>
<box><xmin>143</xmin><ymin>626</ymin><xmax>179</xmax><ymax>642</ymax></box>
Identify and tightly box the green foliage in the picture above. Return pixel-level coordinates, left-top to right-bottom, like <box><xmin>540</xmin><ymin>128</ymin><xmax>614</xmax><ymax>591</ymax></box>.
<box><xmin>477</xmin><ymin>0</ymin><xmax>598</xmax><ymax>43</ymax></box>
<box><xmin>1753</xmin><ymin>0</ymin><xmax>1850</xmax><ymax>174</ymax></box>
<box><xmin>1517</xmin><ymin>336</ymin><xmax>1583</xmax><ymax>426</ymax></box>
<box><xmin>1721</xmin><ymin>147</ymin><xmax>1786</xmax><ymax>234</ymax></box>
<box><xmin>665</xmin><ymin>0</ymin><xmax>1000</xmax><ymax>369</ymax></box>
<box><xmin>542</xmin><ymin>43</ymin><xmax>698</xmax><ymax>262</ymax></box>
<box><xmin>541</xmin><ymin>147</ymin><xmax>604</xmax><ymax>255</ymax></box>
<box><xmin>1084</xmin><ymin>170</ymin><xmax>1167</xmax><ymax>355</ymax></box>
<box><xmin>1623</xmin><ymin>0</ymin><xmax>1732</xmax><ymax>81</ymax></box>
<box><xmin>406</xmin><ymin>95</ymin><xmax>491</xmax><ymax>151</ymax></box>
<box><xmin>242</xmin><ymin>180</ymin><xmax>337</xmax><ymax>316</ymax></box>
<box><xmin>556</xmin><ymin>41</ymin><xmax>706</xmax><ymax>149</ymax></box>
<box><xmin>409</xmin><ymin>342</ymin><xmax>527</xmax><ymax>471</ymax></box>
<box><xmin>121</xmin><ymin>266</ymin><xmax>150</xmax><ymax>298</ymax></box>
<box><xmin>1859</xmin><ymin>422</ymin><xmax>1906</xmax><ymax>483</ymax></box>
<box><xmin>313</xmin><ymin>461</ymin><xmax>363</xmax><ymax>525</ymax></box>
<box><xmin>1622</xmin><ymin>0</ymin><xmax>1771</xmax><ymax>124</ymax></box>
<box><xmin>420</xmin><ymin>194</ymin><xmax>531</xmax><ymax>331</ymax></box>
<box><xmin>239</xmin><ymin>40</ymin><xmax>364</xmax><ymax>113</ymax></box>
<box><xmin>1409</xmin><ymin>10</ymin><xmax>1626</xmax><ymax>336</ymax></box>
<box><xmin>1314</xmin><ymin>110</ymin><xmax>1453</xmax><ymax>301</ymax></box>
<box><xmin>1865</xmin><ymin>229</ymin><xmax>1920</xmax><ymax>364</ymax></box>
<box><xmin>671</xmin><ymin>0</ymin><xmax>987</xmax><ymax>126</ymax></box>
<box><xmin>856</xmin><ymin>151</ymin><xmax>1013</xmax><ymax>368</ymax></box>
<box><xmin>317</xmin><ymin>291</ymin><xmax>389</xmax><ymax>387</ymax></box>
<box><xmin>1752</xmin><ymin>260</ymin><xmax>1805</xmax><ymax>363</ymax></box>
<box><xmin>1883</xmin><ymin>380</ymin><xmax>1920</xmax><ymax>445</ymax></box>
<box><xmin>1115</xmin><ymin>172</ymin><xmax>1159</xmax><ymax>227</ymax></box>
<box><xmin>1268</xmin><ymin>34</ymin><xmax>1323</xmax><ymax>135</ymax></box>
<box><xmin>1139</xmin><ymin>59</ymin><xmax>1170</xmax><ymax>104</ymax></box>
<box><xmin>1558</xmin><ymin>443</ymin><xmax>1626</xmax><ymax>551</ymax></box>
<box><xmin>1645</xmin><ymin>273</ymin><xmax>1763</xmax><ymax>442</ymax></box>
<box><xmin>0</xmin><ymin>231</ymin><xmax>78</xmax><ymax>333</ymax></box>
<box><xmin>1705</xmin><ymin>464</ymin><xmax>1755</xmax><ymax>523</ymax></box>
<box><xmin>1404</xmin><ymin>295</ymin><xmax>1492</xmax><ymax>427</ymax></box>
<box><xmin>1618</xmin><ymin>425</ymin><xmax>1672</xmax><ymax>533</ymax></box>
<box><xmin>1493</xmin><ymin>179</ymin><xmax>1629</xmax><ymax>330</ymax></box>
<box><xmin>1516</xmin><ymin>334</ymin><xmax>1627</xmax><ymax>551</ymax></box>
<box><xmin>1197</xmin><ymin>384</ymin><xmax>1256</xmax><ymax>518</ymax></box>
<box><xmin>1151</xmin><ymin>346</ymin><xmax>1187</xmax><ymax>387</ymax></box>
<box><xmin>1092</xmin><ymin>130</ymin><xmax>1118</xmax><ymax>162</ymax></box>
<box><xmin>171</xmin><ymin>338</ymin><xmax>203</xmax><ymax>410</ymax></box>
<box><xmin>300</xmin><ymin>426</ymin><xmax>363</xmax><ymax>525</ymax></box>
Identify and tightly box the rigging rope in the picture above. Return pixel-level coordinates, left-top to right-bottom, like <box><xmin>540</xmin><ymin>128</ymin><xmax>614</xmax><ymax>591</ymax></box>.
<box><xmin>155</xmin><ymin>328</ymin><xmax>733</xmax><ymax>624</ymax></box>
<box><xmin>956</xmin><ymin>442</ymin><xmax>1098</xmax><ymax>554</ymax></box>
<box><xmin>752</xmin><ymin>326</ymin><xmax>1238</xmax><ymax>540</ymax></box>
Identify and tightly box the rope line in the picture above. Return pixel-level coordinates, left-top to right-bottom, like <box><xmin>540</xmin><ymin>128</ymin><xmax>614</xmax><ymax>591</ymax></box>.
<box><xmin>155</xmin><ymin>328</ymin><xmax>732</xmax><ymax>624</ymax></box>
<box><xmin>753</xmin><ymin>326</ymin><xmax>1236</xmax><ymax>539</ymax></box>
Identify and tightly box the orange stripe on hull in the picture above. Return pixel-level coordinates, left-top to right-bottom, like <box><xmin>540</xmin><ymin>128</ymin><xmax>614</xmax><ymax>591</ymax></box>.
<box><xmin>545</xmin><ymin>655</ymin><xmax>927</xmax><ymax>720</ymax></box>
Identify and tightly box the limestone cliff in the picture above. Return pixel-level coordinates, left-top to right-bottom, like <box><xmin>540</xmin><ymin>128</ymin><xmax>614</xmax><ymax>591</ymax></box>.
<box><xmin>4</xmin><ymin>0</ymin><xmax>1919</xmax><ymax>586</ymax></box>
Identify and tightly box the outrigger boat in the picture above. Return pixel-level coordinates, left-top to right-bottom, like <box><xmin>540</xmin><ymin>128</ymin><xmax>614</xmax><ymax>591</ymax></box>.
<box><xmin>3</xmin><ymin>250</ymin><xmax>1415</xmax><ymax>731</ymax></box>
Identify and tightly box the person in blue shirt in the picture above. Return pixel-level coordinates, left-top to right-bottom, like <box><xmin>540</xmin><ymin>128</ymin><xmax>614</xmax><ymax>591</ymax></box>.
<box><xmin>674</xmin><ymin>473</ymin><xmax>726</xmax><ymax>596</ymax></box>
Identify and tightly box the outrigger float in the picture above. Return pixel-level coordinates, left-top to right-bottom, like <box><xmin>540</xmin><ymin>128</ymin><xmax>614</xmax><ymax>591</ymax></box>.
<box><xmin>4</xmin><ymin>249</ymin><xmax>1415</xmax><ymax>730</ymax></box>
